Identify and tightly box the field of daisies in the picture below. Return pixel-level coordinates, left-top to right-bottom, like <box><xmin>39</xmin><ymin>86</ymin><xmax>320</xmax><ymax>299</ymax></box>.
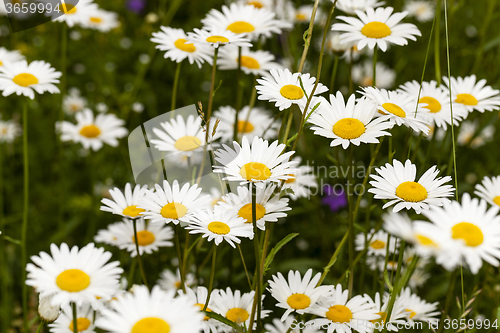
<box><xmin>2</xmin><ymin>0</ymin><xmax>500</xmax><ymax>332</ymax></box>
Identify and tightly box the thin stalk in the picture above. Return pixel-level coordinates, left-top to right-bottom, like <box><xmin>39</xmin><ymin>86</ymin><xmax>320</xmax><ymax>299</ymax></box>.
<box><xmin>203</xmin><ymin>244</ymin><xmax>217</xmax><ymax>311</ymax></box>
<box><xmin>372</xmin><ymin>46</ymin><xmax>378</xmax><ymax>87</ymax></box>
<box><xmin>317</xmin><ymin>230</ymin><xmax>349</xmax><ymax>286</ymax></box>
<box><xmin>329</xmin><ymin>55</ymin><xmax>339</xmax><ymax>91</ymax></box>
<box><xmin>297</xmin><ymin>0</ymin><xmax>322</xmax><ymax>73</ymax></box>
<box><xmin>0</xmin><ymin>143</ymin><xmax>8</xmax><ymax>332</ymax></box>
<box><xmin>174</xmin><ymin>227</ymin><xmax>185</xmax><ymax>291</ymax></box>
<box><xmin>21</xmin><ymin>101</ymin><xmax>29</xmax><ymax>332</ymax></box>
<box><xmin>59</xmin><ymin>23</ymin><xmax>68</xmax><ymax>124</ymax></box>
<box><xmin>471</xmin><ymin>0</ymin><xmax>496</xmax><ymax>73</ymax></box>
<box><xmin>434</xmin><ymin>0</ymin><xmax>442</xmax><ymax>85</ymax></box>
<box><xmin>248</xmin><ymin>183</ymin><xmax>261</xmax><ymax>333</ymax></box>
<box><xmin>127</xmin><ymin>257</ymin><xmax>137</xmax><ymax>285</ymax></box>
<box><xmin>132</xmin><ymin>219</ymin><xmax>149</xmax><ymax>288</ymax></box>
<box><xmin>170</xmin><ymin>61</ymin><xmax>182</xmax><ymax>112</ymax></box>
<box><xmin>181</xmin><ymin>231</ymin><xmax>191</xmax><ymax>287</ymax></box>
<box><xmin>436</xmin><ymin>270</ymin><xmax>458</xmax><ymax>333</ymax></box>
<box><xmin>281</xmin><ymin>106</ymin><xmax>294</xmax><ymax>144</ymax></box>
<box><xmin>72</xmin><ymin>303</ymin><xmax>78</xmax><ymax>333</ymax></box>
<box><xmin>233</xmin><ymin>46</ymin><xmax>243</xmax><ymax>141</ymax></box>
<box><xmin>237</xmin><ymin>244</ymin><xmax>252</xmax><ymax>289</ymax></box>
<box><xmin>35</xmin><ymin>322</ymin><xmax>43</xmax><ymax>333</ymax></box>
<box><xmin>347</xmin><ymin>146</ymin><xmax>354</xmax><ymax>298</ymax></box>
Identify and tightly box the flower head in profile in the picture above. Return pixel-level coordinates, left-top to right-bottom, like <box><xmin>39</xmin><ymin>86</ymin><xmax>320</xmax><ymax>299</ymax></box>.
<box><xmin>63</xmin><ymin>88</ymin><xmax>87</xmax><ymax>115</ymax></box>
<box><xmin>395</xmin><ymin>288</ymin><xmax>439</xmax><ymax>324</ymax></box>
<box><xmin>404</xmin><ymin>1</ymin><xmax>435</xmax><ymax>22</ymax></box>
<box><xmin>0</xmin><ymin>60</ymin><xmax>61</xmax><ymax>99</ymax></box>
<box><xmin>352</xmin><ymin>61</ymin><xmax>396</xmax><ymax>89</ymax></box>
<box><xmin>355</xmin><ymin>228</ymin><xmax>399</xmax><ymax>257</ymax></box>
<box><xmin>475</xmin><ymin>175</ymin><xmax>500</xmax><ymax>208</ymax></box>
<box><xmin>51</xmin><ymin>0</ymin><xmax>99</xmax><ymax>28</ymax></box>
<box><xmin>336</xmin><ymin>0</ymin><xmax>385</xmax><ymax>15</ymax></box>
<box><xmin>443</xmin><ymin>75</ymin><xmax>500</xmax><ymax>113</ymax></box>
<box><xmin>369</xmin><ymin>159</ymin><xmax>454</xmax><ymax>214</ymax></box>
<box><xmin>332</xmin><ymin>6</ymin><xmax>421</xmax><ymax>52</ymax></box>
<box><xmin>0</xmin><ymin>47</ymin><xmax>24</xmax><ymax>67</ymax></box>
<box><xmin>100</xmin><ymin>183</ymin><xmax>148</xmax><ymax>219</ymax></box>
<box><xmin>49</xmin><ymin>302</ymin><xmax>97</xmax><ymax>333</ymax></box>
<box><xmin>218</xmin><ymin>47</ymin><xmax>283</xmax><ymax>76</ymax></box>
<box><xmin>283</xmin><ymin>156</ymin><xmax>318</xmax><ymax>201</ymax></box>
<box><xmin>0</xmin><ymin>118</ymin><xmax>21</xmax><ymax>143</ymax></box>
<box><xmin>82</xmin><ymin>8</ymin><xmax>120</xmax><ymax>32</ymax></box>
<box><xmin>187</xmin><ymin>28</ymin><xmax>252</xmax><ymax>48</ymax></box>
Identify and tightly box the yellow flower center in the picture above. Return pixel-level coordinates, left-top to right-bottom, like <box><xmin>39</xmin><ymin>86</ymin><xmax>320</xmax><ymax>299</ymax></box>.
<box><xmin>237</xmin><ymin>120</ymin><xmax>254</xmax><ymax>133</ymax></box>
<box><xmin>296</xmin><ymin>13</ymin><xmax>307</xmax><ymax>21</ymax></box>
<box><xmin>122</xmin><ymin>205</ymin><xmax>145</xmax><ymax>218</ymax></box>
<box><xmin>207</xmin><ymin>221</ymin><xmax>231</xmax><ymax>235</ymax></box>
<box><xmin>240</xmin><ymin>162</ymin><xmax>271</xmax><ymax>181</ymax></box>
<box><xmin>238</xmin><ymin>203</ymin><xmax>266</xmax><ymax>223</ymax></box>
<box><xmin>451</xmin><ymin>222</ymin><xmax>484</xmax><ymax>247</ymax></box>
<box><xmin>405</xmin><ymin>309</ymin><xmax>417</xmax><ymax>319</ymax></box>
<box><xmin>419</xmin><ymin>96</ymin><xmax>442</xmax><ymax>113</ymax></box>
<box><xmin>0</xmin><ymin>61</ymin><xmax>3</xmax><ymax>66</ymax></box>
<box><xmin>382</xmin><ymin>102</ymin><xmax>406</xmax><ymax>117</ymax></box>
<box><xmin>90</xmin><ymin>17</ymin><xmax>102</xmax><ymax>23</ymax></box>
<box><xmin>455</xmin><ymin>93</ymin><xmax>478</xmax><ymax>106</ymax></box>
<box><xmin>226</xmin><ymin>308</ymin><xmax>249</xmax><ymax>324</ymax></box>
<box><xmin>279</xmin><ymin>84</ymin><xmax>304</xmax><ymax>100</ymax></box>
<box><xmin>174</xmin><ymin>39</ymin><xmax>196</xmax><ymax>53</ymax></box>
<box><xmin>332</xmin><ymin>118</ymin><xmax>366</xmax><ymax>140</ymax></box>
<box><xmin>415</xmin><ymin>234</ymin><xmax>437</xmax><ymax>247</ymax></box>
<box><xmin>68</xmin><ymin>318</ymin><xmax>91</xmax><ymax>332</ymax></box>
<box><xmin>361</xmin><ymin>21</ymin><xmax>392</xmax><ymax>38</ymax></box>
<box><xmin>13</xmin><ymin>73</ymin><xmax>38</xmax><ymax>87</ymax></box>
<box><xmin>56</xmin><ymin>269</ymin><xmax>90</xmax><ymax>292</ymax></box>
<box><xmin>132</xmin><ymin>317</ymin><xmax>170</xmax><ymax>333</ymax></box>
<box><xmin>287</xmin><ymin>293</ymin><xmax>311</xmax><ymax>310</ymax></box>
<box><xmin>133</xmin><ymin>230</ymin><xmax>156</xmax><ymax>246</ymax></box>
<box><xmin>285</xmin><ymin>174</ymin><xmax>296</xmax><ymax>183</ymax></box>
<box><xmin>79</xmin><ymin>125</ymin><xmax>101</xmax><ymax>138</ymax></box>
<box><xmin>370</xmin><ymin>240</ymin><xmax>385</xmax><ymax>249</ymax></box>
<box><xmin>370</xmin><ymin>311</ymin><xmax>387</xmax><ymax>324</ymax></box>
<box><xmin>160</xmin><ymin>202</ymin><xmax>187</xmax><ymax>219</ymax></box>
<box><xmin>206</xmin><ymin>35</ymin><xmax>230</xmax><ymax>43</ymax></box>
<box><xmin>361</xmin><ymin>77</ymin><xmax>373</xmax><ymax>87</ymax></box>
<box><xmin>247</xmin><ymin>1</ymin><xmax>263</xmax><ymax>8</ymax></box>
<box><xmin>395</xmin><ymin>181</ymin><xmax>428</xmax><ymax>202</ymax></box>
<box><xmin>239</xmin><ymin>56</ymin><xmax>260</xmax><ymax>69</ymax></box>
<box><xmin>227</xmin><ymin>21</ymin><xmax>255</xmax><ymax>34</ymax></box>
<box><xmin>62</xmin><ymin>3</ymin><xmax>77</xmax><ymax>14</ymax></box>
<box><xmin>174</xmin><ymin>136</ymin><xmax>201</xmax><ymax>151</ymax></box>
<box><xmin>326</xmin><ymin>305</ymin><xmax>353</xmax><ymax>323</ymax></box>
<box><xmin>493</xmin><ymin>196</ymin><xmax>500</xmax><ymax>207</ymax></box>
<box><xmin>195</xmin><ymin>303</ymin><xmax>212</xmax><ymax>320</ymax></box>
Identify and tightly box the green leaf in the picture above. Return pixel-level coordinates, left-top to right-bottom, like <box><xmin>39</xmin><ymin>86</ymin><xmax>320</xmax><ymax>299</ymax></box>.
<box><xmin>204</xmin><ymin>312</ymin><xmax>244</xmax><ymax>332</ymax></box>
<box><xmin>286</xmin><ymin>133</ymin><xmax>298</xmax><ymax>146</ymax></box>
<box><xmin>3</xmin><ymin>235</ymin><xmax>21</xmax><ymax>246</ymax></box>
<box><xmin>383</xmin><ymin>270</ymin><xmax>394</xmax><ymax>292</ymax></box>
<box><xmin>304</xmin><ymin>102</ymin><xmax>321</xmax><ymax>123</ymax></box>
<box><xmin>264</xmin><ymin>233</ymin><xmax>299</xmax><ymax>273</ymax></box>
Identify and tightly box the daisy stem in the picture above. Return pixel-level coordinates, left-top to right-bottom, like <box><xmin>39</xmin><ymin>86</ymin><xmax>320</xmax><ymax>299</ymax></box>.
<box><xmin>436</xmin><ymin>269</ymin><xmax>458</xmax><ymax>333</ymax></box>
<box><xmin>72</xmin><ymin>302</ymin><xmax>78</xmax><ymax>333</ymax></box>
<box><xmin>281</xmin><ymin>107</ymin><xmax>294</xmax><ymax>144</ymax></box>
<box><xmin>316</xmin><ymin>229</ymin><xmax>349</xmax><ymax>286</ymax></box>
<box><xmin>181</xmin><ymin>232</ymin><xmax>190</xmax><ymax>286</ymax></box>
<box><xmin>233</xmin><ymin>47</ymin><xmax>243</xmax><ymax>142</ymax></box>
<box><xmin>59</xmin><ymin>23</ymin><xmax>68</xmax><ymax>124</ymax></box>
<box><xmin>203</xmin><ymin>244</ymin><xmax>217</xmax><ymax>311</ymax></box>
<box><xmin>372</xmin><ymin>46</ymin><xmax>377</xmax><ymax>87</ymax></box>
<box><xmin>297</xmin><ymin>0</ymin><xmax>322</xmax><ymax>72</ymax></box>
<box><xmin>0</xmin><ymin>143</ymin><xmax>8</xmax><ymax>331</ymax></box>
<box><xmin>329</xmin><ymin>55</ymin><xmax>339</xmax><ymax>91</ymax></box>
<box><xmin>248</xmin><ymin>183</ymin><xmax>262</xmax><ymax>333</ymax></box>
<box><xmin>35</xmin><ymin>322</ymin><xmax>43</xmax><ymax>333</ymax></box>
<box><xmin>174</xmin><ymin>226</ymin><xmax>185</xmax><ymax>291</ymax></box>
<box><xmin>434</xmin><ymin>0</ymin><xmax>442</xmax><ymax>85</ymax></box>
<box><xmin>347</xmin><ymin>145</ymin><xmax>354</xmax><ymax>298</ymax></box>
<box><xmin>21</xmin><ymin>100</ymin><xmax>29</xmax><ymax>333</ymax></box>
<box><xmin>170</xmin><ymin>61</ymin><xmax>182</xmax><ymax>112</ymax></box>
<box><xmin>127</xmin><ymin>256</ymin><xmax>137</xmax><ymax>285</ymax></box>
<box><xmin>237</xmin><ymin>244</ymin><xmax>252</xmax><ymax>289</ymax></box>
<box><xmin>132</xmin><ymin>218</ymin><xmax>149</xmax><ymax>288</ymax></box>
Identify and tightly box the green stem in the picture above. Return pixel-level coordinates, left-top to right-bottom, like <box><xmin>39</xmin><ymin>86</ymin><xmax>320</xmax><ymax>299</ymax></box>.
<box><xmin>281</xmin><ymin>106</ymin><xmax>294</xmax><ymax>144</ymax></box>
<box><xmin>170</xmin><ymin>61</ymin><xmax>182</xmax><ymax>112</ymax></box>
<box><xmin>316</xmin><ymin>230</ymin><xmax>349</xmax><ymax>286</ymax></box>
<box><xmin>248</xmin><ymin>183</ymin><xmax>261</xmax><ymax>333</ymax></box>
<box><xmin>127</xmin><ymin>257</ymin><xmax>137</xmax><ymax>285</ymax></box>
<box><xmin>347</xmin><ymin>146</ymin><xmax>354</xmax><ymax>298</ymax></box>
<box><xmin>372</xmin><ymin>46</ymin><xmax>378</xmax><ymax>87</ymax></box>
<box><xmin>174</xmin><ymin>226</ymin><xmax>185</xmax><ymax>291</ymax></box>
<box><xmin>434</xmin><ymin>0</ymin><xmax>442</xmax><ymax>85</ymax></box>
<box><xmin>203</xmin><ymin>244</ymin><xmax>217</xmax><ymax>311</ymax></box>
<box><xmin>329</xmin><ymin>55</ymin><xmax>339</xmax><ymax>91</ymax></box>
<box><xmin>297</xmin><ymin>0</ymin><xmax>322</xmax><ymax>73</ymax></box>
<box><xmin>233</xmin><ymin>47</ymin><xmax>243</xmax><ymax>142</ymax></box>
<box><xmin>237</xmin><ymin>244</ymin><xmax>252</xmax><ymax>289</ymax></box>
<box><xmin>35</xmin><ymin>322</ymin><xmax>43</xmax><ymax>333</ymax></box>
<box><xmin>72</xmin><ymin>303</ymin><xmax>78</xmax><ymax>333</ymax></box>
<box><xmin>0</xmin><ymin>143</ymin><xmax>8</xmax><ymax>332</ymax></box>
<box><xmin>59</xmin><ymin>23</ymin><xmax>68</xmax><ymax>124</ymax></box>
<box><xmin>437</xmin><ymin>269</ymin><xmax>458</xmax><ymax>333</ymax></box>
<box><xmin>21</xmin><ymin>101</ymin><xmax>29</xmax><ymax>333</ymax></box>
<box><xmin>132</xmin><ymin>219</ymin><xmax>149</xmax><ymax>288</ymax></box>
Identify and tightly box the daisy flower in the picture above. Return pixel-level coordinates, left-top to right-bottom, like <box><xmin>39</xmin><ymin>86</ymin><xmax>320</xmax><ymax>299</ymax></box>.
<box><xmin>213</xmin><ymin>105</ymin><xmax>279</xmax><ymax>142</ymax></box>
<box><xmin>218</xmin><ymin>184</ymin><xmax>290</xmax><ymax>230</ymax></box>
<box><xmin>256</xmin><ymin>68</ymin><xmax>328</xmax><ymax>111</ymax></box>
<box><xmin>395</xmin><ymin>288</ymin><xmax>439</xmax><ymax>324</ymax></box>
<box><xmin>367</xmin><ymin>292</ymin><xmax>408</xmax><ymax>331</ymax></box>
<box><xmin>158</xmin><ymin>268</ymin><xmax>196</xmax><ymax>291</ymax></box>
<box><xmin>282</xmin><ymin>157</ymin><xmax>318</xmax><ymax>201</ymax></box>
<box><xmin>325</xmin><ymin>32</ymin><xmax>356</xmax><ymax>55</ymax></box>
<box><xmin>355</xmin><ymin>228</ymin><xmax>399</xmax><ymax>257</ymax></box>
<box><xmin>57</xmin><ymin>109</ymin><xmax>128</xmax><ymax>151</ymax></box>
<box><xmin>100</xmin><ymin>183</ymin><xmax>148</xmax><ymax>219</ymax></box>
<box><xmin>457</xmin><ymin>120</ymin><xmax>495</xmax><ymax>148</ymax></box>
<box><xmin>187</xmin><ymin>28</ymin><xmax>252</xmax><ymax>48</ymax></box>
<box><xmin>336</xmin><ymin>0</ymin><xmax>385</xmax><ymax>15</ymax></box>
<box><xmin>475</xmin><ymin>176</ymin><xmax>500</xmax><ymax>208</ymax></box>
<box><xmin>308</xmin><ymin>284</ymin><xmax>379</xmax><ymax>333</ymax></box>
<box><xmin>369</xmin><ymin>159</ymin><xmax>454</xmax><ymax>214</ymax></box>
<box><xmin>213</xmin><ymin>136</ymin><xmax>298</xmax><ymax>185</ymax></box>
<box><xmin>186</xmin><ymin>206</ymin><xmax>253</xmax><ymax>247</ymax></box>
<box><xmin>151</xmin><ymin>27</ymin><xmax>213</xmax><ymax>68</ymax></box>
<box><xmin>398</xmin><ymin>80</ymin><xmax>466</xmax><ymax>129</ymax></box>
<box><xmin>237</xmin><ymin>0</ymin><xmax>295</xmax><ymax>22</ymax></box>
<box><xmin>352</xmin><ymin>61</ymin><xmax>396</xmax><ymax>89</ymax></box>
<box><xmin>178</xmin><ymin>286</ymin><xmax>219</xmax><ymax>333</ymax></box>
<box><xmin>407</xmin><ymin>268</ymin><xmax>430</xmax><ymax>290</ymax></box>
<box><xmin>63</xmin><ymin>88</ymin><xmax>87</xmax><ymax>115</ymax></box>
<box><xmin>201</xmin><ymin>3</ymin><xmax>292</xmax><ymax>40</ymax></box>
<box><xmin>26</xmin><ymin>243</ymin><xmax>123</xmax><ymax>308</ymax></box>
<box><xmin>443</xmin><ymin>75</ymin><xmax>500</xmax><ymax>113</ymax></box>
<box><xmin>51</xmin><ymin>0</ymin><xmax>99</xmax><ymax>28</ymax></box>
<box><xmin>139</xmin><ymin>180</ymin><xmax>211</xmax><ymax>225</ymax></box>
<box><xmin>82</xmin><ymin>8</ymin><xmax>120</xmax><ymax>32</ymax></box>
<box><xmin>0</xmin><ymin>60</ymin><xmax>61</xmax><ymax>99</ymax></box>
<box><xmin>96</xmin><ymin>285</ymin><xmax>204</xmax><ymax>333</ymax></box>
<box><xmin>209</xmin><ymin>187</ymin><xmax>224</xmax><ymax>207</ymax></box>
<box><xmin>308</xmin><ymin>92</ymin><xmax>393</xmax><ymax>149</ymax></box>
<box><xmin>366</xmin><ymin>256</ymin><xmax>399</xmax><ymax>272</ymax></box>
<box><xmin>264</xmin><ymin>315</ymin><xmax>322</xmax><ymax>333</ymax></box>
<box><xmin>421</xmin><ymin>193</ymin><xmax>500</xmax><ymax>274</ymax></box>
<box><xmin>268</xmin><ymin>269</ymin><xmax>330</xmax><ymax>321</ymax></box>
<box><xmin>38</xmin><ymin>294</ymin><xmax>61</xmax><ymax>323</ymax></box>
<box><xmin>332</xmin><ymin>6</ymin><xmax>421</xmax><ymax>52</ymax></box>
<box><xmin>0</xmin><ymin>118</ymin><xmax>21</xmax><ymax>143</ymax></box>
<box><xmin>294</xmin><ymin>5</ymin><xmax>321</xmax><ymax>24</ymax></box>
<box><xmin>211</xmin><ymin>287</ymin><xmax>270</xmax><ymax>329</ymax></box>
<box><xmin>362</xmin><ymin>87</ymin><xmax>431</xmax><ymax>135</ymax></box>
<box><xmin>49</xmin><ymin>302</ymin><xmax>97</xmax><ymax>333</ymax></box>
<box><xmin>0</xmin><ymin>47</ymin><xmax>24</xmax><ymax>67</ymax></box>
<box><xmin>113</xmin><ymin>218</ymin><xmax>174</xmax><ymax>257</ymax></box>
<box><xmin>404</xmin><ymin>1</ymin><xmax>435</xmax><ymax>22</ymax></box>
<box><xmin>94</xmin><ymin>221</ymin><xmax>123</xmax><ymax>247</ymax></box>
<box><xmin>218</xmin><ymin>47</ymin><xmax>283</xmax><ymax>76</ymax></box>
